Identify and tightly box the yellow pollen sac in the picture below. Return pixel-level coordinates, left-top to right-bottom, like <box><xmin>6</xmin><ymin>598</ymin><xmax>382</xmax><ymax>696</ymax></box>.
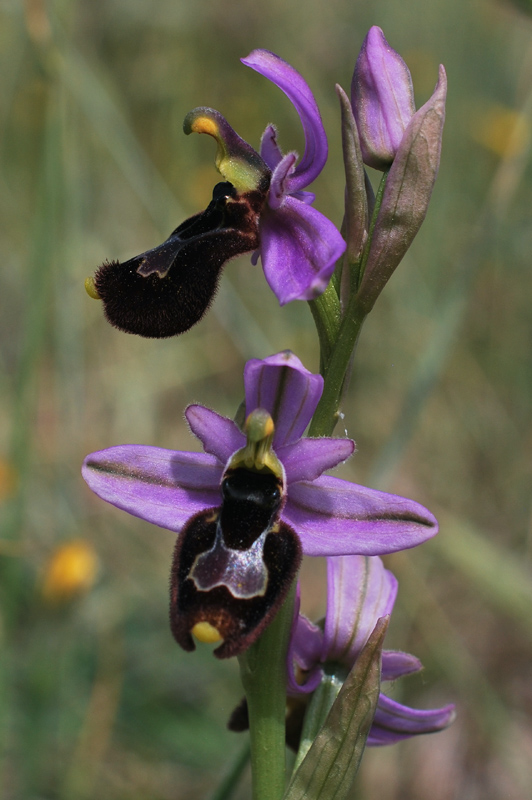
<box><xmin>192</xmin><ymin>621</ymin><xmax>223</xmax><ymax>644</ymax></box>
<box><xmin>188</xmin><ymin>116</ymin><xmax>220</xmax><ymax>138</ymax></box>
<box><xmin>84</xmin><ymin>276</ymin><xmax>101</xmax><ymax>300</ymax></box>
<box><xmin>245</xmin><ymin>409</ymin><xmax>275</xmax><ymax>442</ymax></box>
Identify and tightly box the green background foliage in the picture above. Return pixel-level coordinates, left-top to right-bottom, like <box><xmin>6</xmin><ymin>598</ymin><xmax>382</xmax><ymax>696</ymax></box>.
<box><xmin>1</xmin><ymin>0</ymin><xmax>532</xmax><ymax>797</ymax></box>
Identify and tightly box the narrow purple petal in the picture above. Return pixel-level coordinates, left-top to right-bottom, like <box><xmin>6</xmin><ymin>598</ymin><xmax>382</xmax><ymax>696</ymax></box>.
<box><xmin>291</xmin><ymin>189</ymin><xmax>315</xmax><ymax>204</ymax></box>
<box><xmin>278</xmin><ymin>437</ymin><xmax>355</xmax><ymax>484</ymax></box>
<box><xmin>259</xmin><ymin>195</ymin><xmax>346</xmax><ymax>305</ymax></box>
<box><xmin>322</xmin><ymin>556</ymin><xmax>397</xmax><ymax>664</ymax></box>
<box><xmin>185</xmin><ymin>405</ymin><xmax>245</xmax><ymax>465</ymax></box>
<box><xmin>260</xmin><ymin>124</ymin><xmax>283</xmax><ymax>170</ymax></box>
<box><xmin>382</xmin><ymin>650</ymin><xmax>423</xmax><ymax>681</ymax></box>
<box><xmin>268</xmin><ymin>152</ymin><xmax>298</xmax><ymax>210</ymax></box>
<box><xmin>286</xmin><ymin>596</ymin><xmax>324</xmax><ymax>695</ymax></box>
<box><xmin>283</xmin><ymin>476</ymin><xmax>438</xmax><ymax>556</ymax></box>
<box><xmin>242</xmin><ymin>49</ymin><xmax>328</xmax><ymax>191</ymax></box>
<box><xmin>82</xmin><ymin>445</ymin><xmax>222</xmax><ymax>532</ymax></box>
<box><xmin>244</xmin><ymin>351</ymin><xmax>323</xmax><ymax>447</ymax></box>
<box><xmin>367</xmin><ymin>694</ymin><xmax>456</xmax><ymax>745</ymax></box>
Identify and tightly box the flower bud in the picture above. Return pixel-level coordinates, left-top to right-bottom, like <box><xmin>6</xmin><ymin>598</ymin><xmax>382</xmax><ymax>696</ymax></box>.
<box><xmin>351</xmin><ymin>27</ymin><xmax>416</xmax><ymax>170</ymax></box>
<box><xmin>357</xmin><ymin>65</ymin><xmax>447</xmax><ymax>310</ymax></box>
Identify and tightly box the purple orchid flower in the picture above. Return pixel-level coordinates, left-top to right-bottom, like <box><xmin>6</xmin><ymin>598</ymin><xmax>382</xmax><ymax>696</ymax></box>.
<box><xmin>288</xmin><ymin>555</ymin><xmax>455</xmax><ymax>745</ymax></box>
<box><xmin>239</xmin><ymin>50</ymin><xmax>346</xmax><ymax>304</ymax></box>
<box><xmin>88</xmin><ymin>51</ymin><xmax>345</xmax><ymax>339</ymax></box>
<box><xmin>82</xmin><ymin>351</ymin><xmax>438</xmax><ymax>657</ymax></box>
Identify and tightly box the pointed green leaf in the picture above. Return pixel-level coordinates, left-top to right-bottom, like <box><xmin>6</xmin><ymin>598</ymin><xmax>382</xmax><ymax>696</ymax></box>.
<box><xmin>283</xmin><ymin>617</ymin><xmax>388</xmax><ymax>800</ymax></box>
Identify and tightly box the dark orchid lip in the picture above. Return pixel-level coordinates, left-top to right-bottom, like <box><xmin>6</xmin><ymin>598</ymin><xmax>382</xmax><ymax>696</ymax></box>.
<box><xmin>91</xmin><ymin>181</ymin><xmax>267</xmax><ymax>338</ymax></box>
<box><xmin>170</xmin><ymin>466</ymin><xmax>302</xmax><ymax>659</ymax></box>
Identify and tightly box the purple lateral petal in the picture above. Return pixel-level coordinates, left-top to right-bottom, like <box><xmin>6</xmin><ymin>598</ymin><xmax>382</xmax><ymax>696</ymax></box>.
<box><xmin>283</xmin><ymin>476</ymin><xmax>438</xmax><ymax>556</ymax></box>
<box><xmin>292</xmin><ymin>189</ymin><xmax>315</xmax><ymax>204</ymax></box>
<box><xmin>268</xmin><ymin>152</ymin><xmax>298</xmax><ymax>210</ymax></box>
<box><xmin>260</xmin><ymin>195</ymin><xmax>346</xmax><ymax>305</ymax></box>
<box><xmin>185</xmin><ymin>405</ymin><xmax>245</xmax><ymax>465</ymax></box>
<box><xmin>278</xmin><ymin>437</ymin><xmax>354</xmax><ymax>484</ymax></box>
<box><xmin>242</xmin><ymin>49</ymin><xmax>327</xmax><ymax>192</ymax></box>
<box><xmin>367</xmin><ymin>694</ymin><xmax>456</xmax><ymax>745</ymax></box>
<box><xmin>82</xmin><ymin>445</ymin><xmax>222</xmax><ymax>531</ymax></box>
<box><xmin>260</xmin><ymin>124</ymin><xmax>283</xmax><ymax>170</ymax></box>
<box><xmin>244</xmin><ymin>351</ymin><xmax>323</xmax><ymax>447</ymax></box>
<box><xmin>286</xmin><ymin>594</ymin><xmax>324</xmax><ymax>695</ymax></box>
<box><xmin>382</xmin><ymin>650</ymin><xmax>423</xmax><ymax>681</ymax></box>
<box><xmin>322</xmin><ymin>556</ymin><xmax>397</xmax><ymax>664</ymax></box>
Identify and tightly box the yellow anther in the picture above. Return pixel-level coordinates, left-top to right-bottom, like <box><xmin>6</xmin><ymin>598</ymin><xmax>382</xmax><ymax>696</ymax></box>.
<box><xmin>188</xmin><ymin>115</ymin><xmax>220</xmax><ymax>138</ymax></box>
<box><xmin>84</xmin><ymin>276</ymin><xmax>101</xmax><ymax>300</ymax></box>
<box><xmin>192</xmin><ymin>621</ymin><xmax>223</xmax><ymax>644</ymax></box>
<box><xmin>183</xmin><ymin>107</ymin><xmax>268</xmax><ymax>193</ymax></box>
<box><xmin>245</xmin><ymin>409</ymin><xmax>275</xmax><ymax>442</ymax></box>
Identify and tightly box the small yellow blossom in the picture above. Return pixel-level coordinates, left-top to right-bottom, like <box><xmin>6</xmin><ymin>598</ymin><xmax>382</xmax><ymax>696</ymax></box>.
<box><xmin>42</xmin><ymin>540</ymin><xmax>98</xmax><ymax>603</ymax></box>
<box><xmin>470</xmin><ymin>104</ymin><xmax>531</xmax><ymax>158</ymax></box>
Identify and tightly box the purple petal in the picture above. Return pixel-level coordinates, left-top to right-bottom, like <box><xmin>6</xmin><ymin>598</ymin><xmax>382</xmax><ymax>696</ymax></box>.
<box><xmin>291</xmin><ymin>190</ymin><xmax>315</xmax><ymax>205</ymax></box>
<box><xmin>351</xmin><ymin>26</ymin><xmax>415</xmax><ymax>170</ymax></box>
<box><xmin>242</xmin><ymin>49</ymin><xmax>328</xmax><ymax>191</ymax></box>
<box><xmin>185</xmin><ymin>405</ymin><xmax>245</xmax><ymax>465</ymax></box>
<box><xmin>322</xmin><ymin>556</ymin><xmax>397</xmax><ymax>664</ymax></box>
<box><xmin>82</xmin><ymin>445</ymin><xmax>222</xmax><ymax>532</ymax></box>
<box><xmin>286</xmin><ymin>593</ymin><xmax>324</xmax><ymax>695</ymax></box>
<box><xmin>382</xmin><ymin>650</ymin><xmax>423</xmax><ymax>681</ymax></box>
<box><xmin>278</xmin><ymin>437</ymin><xmax>355</xmax><ymax>484</ymax></box>
<box><xmin>260</xmin><ymin>124</ymin><xmax>283</xmax><ymax>170</ymax></box>
<box><xmin>283</xmin><ymin>476</ymin><xmax>438</xmax><ymax>556</ymax></box>
<box><xmin>367</xmin><ymin>693</ymin><xmax>456</xmax><ymax>745</ymax></box>
<box><xmin>259</xmin><ymin>195</ymin><xmax>346</xmax><ymax>305</ymax></box>
<box><xmin>268</xmin><ymin>152</ymin><xmax>298</xmax><ymax>210</ymax></box>
<box><xmin>244</xmin><ymin>351</ymin><xmax>324</xmax><ymax>447</ymax></box>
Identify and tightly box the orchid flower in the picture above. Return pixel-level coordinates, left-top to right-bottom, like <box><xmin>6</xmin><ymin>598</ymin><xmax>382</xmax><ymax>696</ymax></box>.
<box><xmin>288</xmin><ymin>555</ymin><xmax>455</xmax><ymax>745</ymax></box>
<box><xmin>87</xmin><ymin>51</ymin><xmax>345</xmax><ymax>338</ymax></box>
<box><xmin>82</xmin><ymin>351</ymin><xmax>438</xmax><ymax>658</ymax></box>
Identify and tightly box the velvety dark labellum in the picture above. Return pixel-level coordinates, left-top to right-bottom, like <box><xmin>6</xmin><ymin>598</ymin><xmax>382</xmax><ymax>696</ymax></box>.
<box><xmin>94</xmin><ymin>180</ymin><xmax>268</xmax><ymax>338</ymax></box>
<box><xmin>170</xmin><ymin>467</ymin><xmax>302</xmax><ymax>658</ymax></box>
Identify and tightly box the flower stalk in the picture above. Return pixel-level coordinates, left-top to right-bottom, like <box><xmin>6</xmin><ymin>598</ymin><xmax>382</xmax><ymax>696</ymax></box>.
<box><xmin>308</xmin><ymin>172</ymin><xmax>388</xmax><ymax>437</ymax></box>
<box><xmin>238</xmin><ymin>582</ymin><xmax>297</xmax><ymax>800</ymax></box>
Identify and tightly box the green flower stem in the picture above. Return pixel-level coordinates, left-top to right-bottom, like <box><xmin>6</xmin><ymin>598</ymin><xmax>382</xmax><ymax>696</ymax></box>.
<box><xmin>237</xmin><ymin>582</ymin><xmax>297</xmax><ymax>800</ymax></box>
<box><xmin>308</xmin><ymin>303</ymin><xmax>367</xmax><ymax>437</ymax></box>
<box><xmin>308</xmin><ymin>172</ymin><xmax>389</xmax><ymax>438</ymax></box>
<box><xmin>308</xmin><ymin>281</ymin><xmax>341</xmax><ymax>370</ymax></box>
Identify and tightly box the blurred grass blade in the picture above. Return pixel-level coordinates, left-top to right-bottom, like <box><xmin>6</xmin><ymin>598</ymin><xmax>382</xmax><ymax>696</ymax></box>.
<box><xmin>59</xmin><ymin>46</ymin><xmax>183</xmax><ymax>229</ymax></box>
<box><xmin>283</xmin><ymin>618</ymin><xmax>387</xmax><ymax>800</ymax></box>
<box><xmin>431</xmin><ymin>511</ymin><xmax>532</xmax><ymax>638</ymax></box>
